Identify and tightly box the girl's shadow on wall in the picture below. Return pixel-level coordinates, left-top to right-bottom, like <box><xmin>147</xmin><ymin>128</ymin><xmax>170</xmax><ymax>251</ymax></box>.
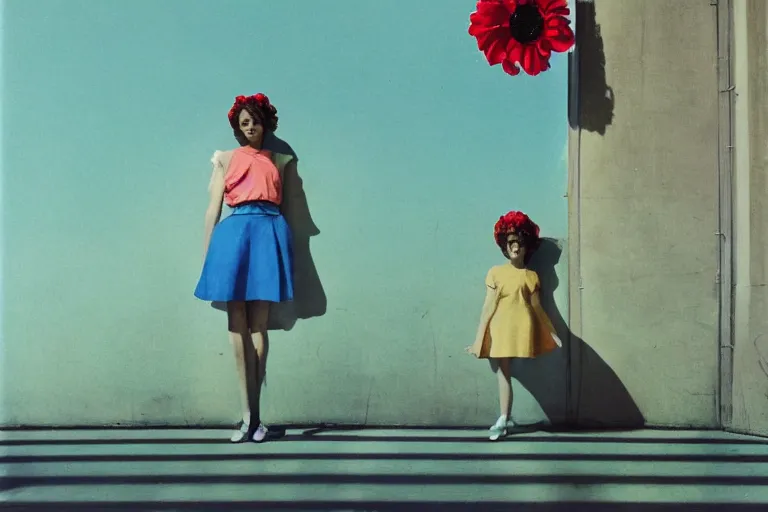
<box><xmin>521</xmin><ymin>238</ymin><xmax>644</xmax><ymax>428</ymax></box>
<box><xmin>211</xmin><ymin>134</ymin><xmax>327</xmax><ymax>330</ymax></box>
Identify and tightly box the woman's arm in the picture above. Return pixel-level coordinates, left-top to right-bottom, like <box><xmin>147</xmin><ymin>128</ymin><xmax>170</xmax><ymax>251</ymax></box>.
<box><xmin>202</xmin><ymin>163</ymin><xmax>225</xmax><ymax>258</ymax></box>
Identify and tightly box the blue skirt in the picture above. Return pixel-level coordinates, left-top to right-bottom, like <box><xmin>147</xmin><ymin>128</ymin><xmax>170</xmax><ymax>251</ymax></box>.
<box><xmin>194</xmin><ymin>201</ymin><xmax>294</xmax><ymax>303</ymax></box>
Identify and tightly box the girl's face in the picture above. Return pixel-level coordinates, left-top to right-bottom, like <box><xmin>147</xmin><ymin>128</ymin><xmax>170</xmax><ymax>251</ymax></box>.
<box><xmin>238</xmin><ymin>109</ymin><xmax>264</xmax><ymax>144</ymax></box>
<box><xmin>506</xmin><ymin>232</ymin><xmax>526</xmax><ymax>264</ymax></box>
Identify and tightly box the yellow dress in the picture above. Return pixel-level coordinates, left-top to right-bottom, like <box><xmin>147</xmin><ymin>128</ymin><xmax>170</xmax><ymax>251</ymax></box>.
<box><xmin>479</xmin><ymin>264</ymin><xmax>558</xmax><ymax>359</ymax></box>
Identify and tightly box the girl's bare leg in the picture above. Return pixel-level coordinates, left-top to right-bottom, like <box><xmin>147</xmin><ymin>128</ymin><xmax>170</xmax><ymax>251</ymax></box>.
<box><xmin>495</xmin><ymin>357</ymin><xmax>512</xmax><ymax>419</ymax></box>
<box><xmin>227</xmin><ymin>301</ymin><xmax>254</xmax><ymax>442</ymax></box>
<box><xmin>488</xmin><ymin>357</ymin><xmax>512</xmax><ymax>440</ymax></box>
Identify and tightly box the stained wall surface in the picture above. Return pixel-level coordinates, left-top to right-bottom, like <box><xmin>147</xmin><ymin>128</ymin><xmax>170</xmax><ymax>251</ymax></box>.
<box><xmin>570</xmin><ymin>0</ymin><xmax>721</xmax><ymax>428</ymax></box>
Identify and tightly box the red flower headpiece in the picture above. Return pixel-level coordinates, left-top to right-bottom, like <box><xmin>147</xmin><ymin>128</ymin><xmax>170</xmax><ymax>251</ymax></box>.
<box><xmin>494</xmin><ymin>210</ymin><xmax>541</xmax><ymax>255</ymax></box>
<box><xmin>227</xmin><ymin>93</ymin><xmax>273</xmax><ymax>121</ymax></box>
<box><xmin>469</xmin><ymin>0</ymin><xmax>575</xmax><ymax>76</ymax></box>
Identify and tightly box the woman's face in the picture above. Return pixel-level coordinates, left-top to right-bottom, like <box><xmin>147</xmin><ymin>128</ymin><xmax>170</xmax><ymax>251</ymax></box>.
<box><xmin>506</xmin><ymin>232</ymin><xmax>526</xmax><ymax>263</ymax></box>
<box><xmin>238</xmin><ymin>109</ymin><xmax>264</xmax><ymax>144</ymax></box>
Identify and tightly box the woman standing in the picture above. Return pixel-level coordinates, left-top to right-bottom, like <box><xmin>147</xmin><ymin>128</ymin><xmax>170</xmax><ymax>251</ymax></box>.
<box><xmin>195</xmin><ymin>93</ymin><xmax>294</xmax><ymax>443</ymax></box>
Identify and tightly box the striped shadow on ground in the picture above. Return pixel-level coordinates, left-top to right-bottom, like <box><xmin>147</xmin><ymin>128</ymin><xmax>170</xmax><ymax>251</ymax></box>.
<box><xmin>1</xmin><ymin>428</ymin><xmax>768</xmax><ymax>510</ymax></box>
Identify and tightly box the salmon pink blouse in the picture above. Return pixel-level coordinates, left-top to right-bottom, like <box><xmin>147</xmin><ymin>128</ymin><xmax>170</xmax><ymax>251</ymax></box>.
<box><xmin>214</xmin><ymin>146</ymin><xmax>282</xmax><ymax>207</ymax></box>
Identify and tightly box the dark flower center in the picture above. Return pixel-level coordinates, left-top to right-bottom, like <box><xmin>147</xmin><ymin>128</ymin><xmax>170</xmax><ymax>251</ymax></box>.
<box><xmin>509</xmin><ymin>4</ymin><xmax>544</xmax><ymax>44</ymax></box>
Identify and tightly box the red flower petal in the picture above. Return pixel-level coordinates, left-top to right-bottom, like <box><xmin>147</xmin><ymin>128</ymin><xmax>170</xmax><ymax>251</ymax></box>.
<box><xmin>544</xmin><ymin>17</ymin><xmax>575</xmax><ymax>52</ymax></box>
<box><xmin>469</xmin><ymin>12</ymin><xmax>503</xmax><ymax>31</ymax></box>
<box><xmin>471</xmin><ymin>25</ymin><xmax>508</xmax><ymax>52</ymax></box>
<box><xmin>502</xmin><ymin>0</ymin><xmax>519</xmax><ymax>13</ymax></box>
<box><xmin>536</xmin><ymin>38</ymin><xmax>552</xmax><ymax>59</ymax></box>
<box><xmin>506</xmin><ymin>39</ymin><xmax>524</xmax><ymax>65</ymax></box>
<box><xmin>537</xmin><ymin>0</ymin><xmax>569</xmax><ymax>17</ymax></box>
<box><xmin>475</xmin><ymin>0</ymin><xmax>512</xmax><ymax>25</ymax></box>
<box><xmin>469</xmin><ymin>17</ymin><xmax>506</xmax><ymax>38</ymax></box>
<box><xmin>468</xmin><ymin>20</ymin><xmax>485</xmax><ymax>37</ymax></box>
<box><xmin>521</xmin><ymin>44</ymin><xmax>549</xmax><ymax>75</ymax></box>
<box><xmin>544</xmin><ymin>16</ymin><xmax>566</xmax><ymax>28</ymax></box>
<box><xmin>484</xmin><ymin>36</ymin><xmax>509</xmax><ymax>65</ymax></box>
<box><xmin>502</xmin><ymin>59</ymin><xmax>521</xmax><ymax>76</ymax></box>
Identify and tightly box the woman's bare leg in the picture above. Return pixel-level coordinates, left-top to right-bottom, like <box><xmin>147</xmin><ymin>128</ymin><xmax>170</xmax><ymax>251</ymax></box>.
<box><xmin>247</xmin><ymin>300</ymin><xmax>270</xmax><ymax>440</ymax></box>
<box><xmin>227</xmin><ymin>301</ymin><xmax>253</xmax><ymax>440</ymax></box>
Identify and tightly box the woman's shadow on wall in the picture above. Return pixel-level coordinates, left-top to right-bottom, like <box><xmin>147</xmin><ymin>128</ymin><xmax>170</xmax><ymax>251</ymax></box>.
<box><xmin>211</xmin><ymin>133</ymin><xmax>327</xmax><ymax>330</ymax></box>
<box><xmin>519</xmin><ymin>238</ymin><xmax>644</xmax><ymax>428</ymax></box>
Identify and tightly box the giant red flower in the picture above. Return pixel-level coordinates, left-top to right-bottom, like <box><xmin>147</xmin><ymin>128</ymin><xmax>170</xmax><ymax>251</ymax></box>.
<box><xmin>469</xmin><ymin>0</ymin><xmax>575</xmax><ymax>76</ymax></box>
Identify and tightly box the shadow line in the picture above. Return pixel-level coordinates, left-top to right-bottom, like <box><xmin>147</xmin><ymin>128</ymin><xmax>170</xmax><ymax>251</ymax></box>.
<box><xmin>2</xmin><ymin>434</ymin><xmax>766</xmax><ymax>446</ymax></box>
<box><xmin>1</xmin><ymin>502</ymin><xmax>766</xmax><ymax>512</ymax></box>
<box><xmin>4</xmin><ymin>474</ymin><xmax>768</xmax><ymax>490</ymax></box>
<box><xmin>3</xmin><ymin>452</ymin><xmax>768</xmax><ymax>464</ymax></box>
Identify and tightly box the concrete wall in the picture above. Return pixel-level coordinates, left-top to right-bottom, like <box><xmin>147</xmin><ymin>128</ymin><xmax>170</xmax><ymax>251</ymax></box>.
<box><xmin>569</xmin><ymin>0</ymin><xmax>721</xmax><ymax>428</ymax></box>
<box><xmin>1</xmin><ymin>0</ymin><xmax>570</xmax><ymax>427</ymax></box>
<box><xmin>731</xmin><ymin>0</ymin><xmax>768</xmax><ymax>437</ymax></box>
<box><xmin>7</xmin><ymin>0</ymin><xmax>755</xmax><ymax>432</ymax></box>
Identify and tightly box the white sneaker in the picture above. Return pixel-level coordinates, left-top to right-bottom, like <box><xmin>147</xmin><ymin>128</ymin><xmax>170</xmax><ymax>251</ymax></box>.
<box><xmin>251</xmin><ymin>423</ymin><xmax>269</xmax><ymax>443</ymax></box>
<box><xmin>488</xmin><ymin>416</ymin><xmax>515</xmax><ymax>441</ymax></box>
<box><xmin>489</xmin><ymin>426</ymin><xmax>506</xmax><ymax>441</ymax></box>
<box><xmin>488</xmin><ymin>416</ymin><xmax>516</xmax><ymax>431</ymax></box>
<box><xmin>230</xmin><ymin>421</ymin><xmax>251</xmax><ymax>443</ymax></box>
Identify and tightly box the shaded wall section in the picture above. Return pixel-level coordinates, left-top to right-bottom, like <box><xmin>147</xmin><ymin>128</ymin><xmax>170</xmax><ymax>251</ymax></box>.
<box><xmin>569</xmin><ymin>0</ymin><xmax>720</xmax><ymax>428</ymax></box>
<box><xmin>731</xmin><ymin>0</ymin><xmax>768</xmax><ymax>437</ymax></box>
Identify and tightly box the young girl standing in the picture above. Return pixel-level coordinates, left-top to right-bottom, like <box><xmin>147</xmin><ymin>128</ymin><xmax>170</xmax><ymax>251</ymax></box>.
<box><xmin>195</xmin><ymin>93</ymin><xmax>294</xmax><ymax>443</ymax></box>
<box><xmin>466</xmin><ymin>211</ymin><xmax>562</xmax><ymax>441</ymax></box>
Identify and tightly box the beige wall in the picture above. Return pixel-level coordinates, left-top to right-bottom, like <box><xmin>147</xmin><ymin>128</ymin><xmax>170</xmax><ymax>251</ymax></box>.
<box><xmin>570</xmin><ymin>0</ymin><xmax>721</xmax><ymax>428</ymax></box>
<box><xmin>731</xmin><ymin>0</ymin><xmax>768</xmax><ymax>437</ymax></box>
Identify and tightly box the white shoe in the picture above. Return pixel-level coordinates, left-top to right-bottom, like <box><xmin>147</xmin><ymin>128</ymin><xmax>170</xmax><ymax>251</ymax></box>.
<box><xmin>488</xmin><ymin>416</ymin><xmax>516</xmax><ymax>431</ymax></box>
<box><xmin>229</xmin><ymin>421</ymin><xmax>251</xmax><ymax>443</ymax></box>
<box><xmin>488</xmin><ymin>416</ymin><xmax>514</xmax><ymax>441</ymax></box>
<box><xmin>251</xmin><ymin>423</ymin><xmax>269</xmax><ymax>443</ymax></box>
<box><xmin>489</xmin><ymin>425</ymin><xmax>507</xmax><ymax>441</ymax></box>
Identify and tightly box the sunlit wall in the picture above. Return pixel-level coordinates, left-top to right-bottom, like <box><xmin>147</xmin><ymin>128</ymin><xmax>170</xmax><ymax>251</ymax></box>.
<box><xmin>2</xmin><ymin>0</ymin><xmax>569</xmax><ymax>426</ymax></box>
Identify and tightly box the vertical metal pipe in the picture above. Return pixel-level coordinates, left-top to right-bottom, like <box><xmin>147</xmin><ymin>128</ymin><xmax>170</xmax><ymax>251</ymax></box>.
<box><xmin>715</xmin><ymin>0</ymin><xmax>735</xmax><ymax>429</ymax></box>
<box><xmin>566</xmin><ymin>1</ymin><xmax>583</xmax><ymax>426</ymax></box>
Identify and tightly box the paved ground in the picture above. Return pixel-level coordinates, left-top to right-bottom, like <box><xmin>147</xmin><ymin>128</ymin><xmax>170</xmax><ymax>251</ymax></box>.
<box><xmin>1</xmin><ymin>426</ymin><xmax>768</xmax><ymax>511</ymax></box>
